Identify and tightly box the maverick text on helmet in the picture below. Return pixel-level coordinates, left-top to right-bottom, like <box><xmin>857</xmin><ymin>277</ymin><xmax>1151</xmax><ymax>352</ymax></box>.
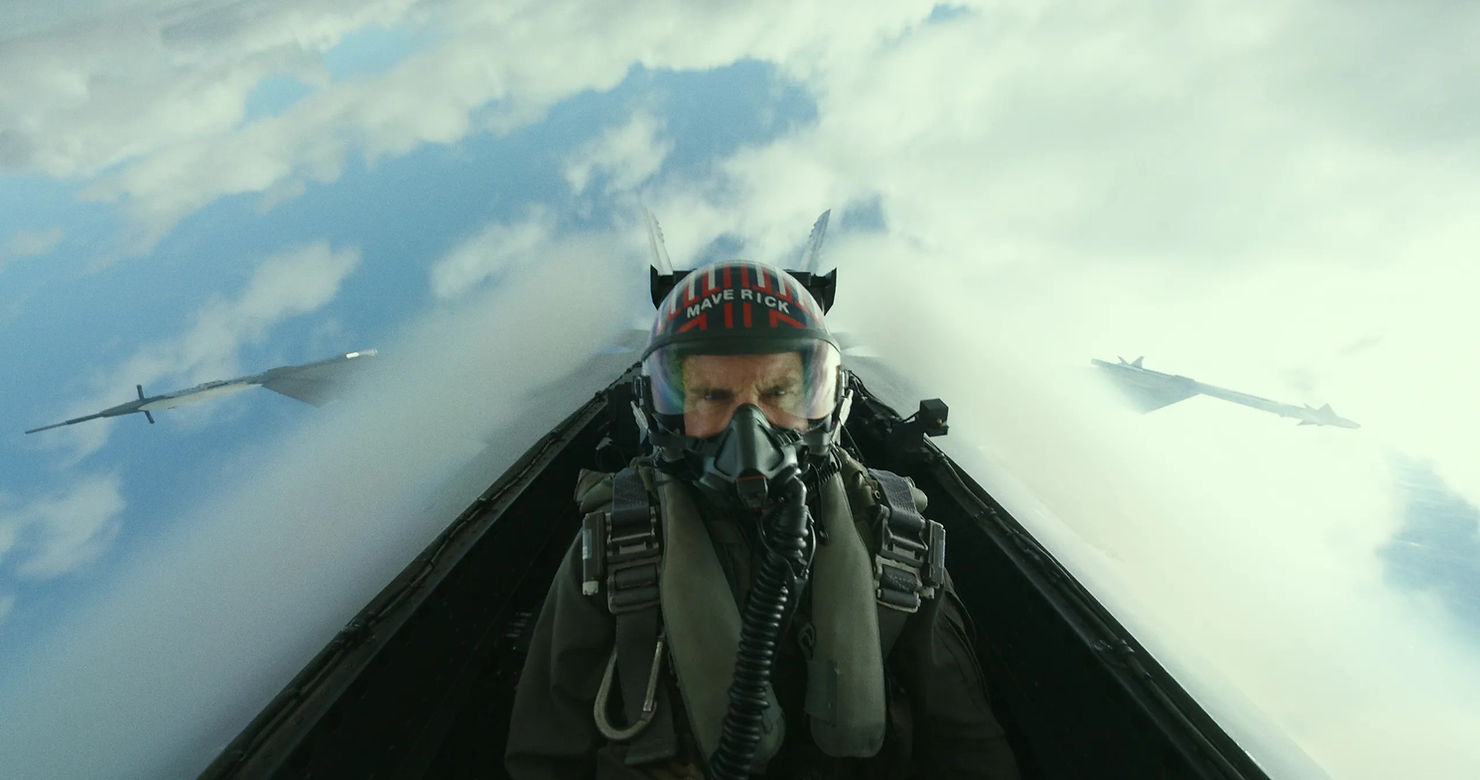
<box><xmin>639</xmin><ymin>260</ymin><xmax>845</xmax><ymax>453</ymax></box>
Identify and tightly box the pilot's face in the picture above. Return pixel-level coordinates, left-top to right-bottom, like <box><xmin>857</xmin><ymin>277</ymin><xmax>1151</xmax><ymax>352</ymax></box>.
<box><xmin>681</xmin><ymin>352</ymin><xmax>808</xmax><ymax>438</ymax></box>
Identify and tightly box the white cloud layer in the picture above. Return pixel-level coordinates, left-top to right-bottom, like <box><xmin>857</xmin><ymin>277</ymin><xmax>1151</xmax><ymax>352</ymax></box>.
<box><xmin>4</xmin><ymin>0</ymin><xmax>934</xmax><ymax>250</ymax></box>
<box><xmin>429</xmin><ymin>209</ymin><xmax>555</xmax><ymax>299</ymax></box>
<box><xmin>0</xmin><ymin>0</ymin><xmax>416</xmax><ymax>175</ymax></box>
<box><xmin>564</xmin><ymin>112</ymin><xmax>671</xmax><ymax>196</ymax></box>
<box><xmin>1</xmin><ymin>227</ymin><xmax>64</xmax><ymax>260</ymax></box>
<box><xmin>0</xmin><ymin>474</ymin><xmax>125</xmax><ymax>581</ymax></box>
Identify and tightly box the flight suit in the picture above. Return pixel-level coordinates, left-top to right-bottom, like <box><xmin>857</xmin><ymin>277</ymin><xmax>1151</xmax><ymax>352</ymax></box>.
<box><xmin>505</xmin><ymin>452</ymin><xmax>1019</xmax><ymax>779</ymax></box>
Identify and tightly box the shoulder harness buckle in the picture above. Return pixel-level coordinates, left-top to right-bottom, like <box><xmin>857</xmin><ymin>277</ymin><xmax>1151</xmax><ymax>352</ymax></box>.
<box><xmin>604</xmin><ymin>467</ymin><xmax>662</xmax><ymax>614</ymax></box>
<box><xmin>869</xmin><ymin>468</ymin><xmax>947</xmax><ymax>614</ymax></box>
<box><xmin>580</xmin><ymin>468</ymin><xmax>662</xmax><ymax>612</ymax></box>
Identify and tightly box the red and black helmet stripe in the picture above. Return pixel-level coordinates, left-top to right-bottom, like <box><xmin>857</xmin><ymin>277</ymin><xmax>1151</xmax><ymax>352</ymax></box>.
<box><xmin>644</xmin><ymin>260</ymin><xmax>836</xmax><ymax>359</ymax></box>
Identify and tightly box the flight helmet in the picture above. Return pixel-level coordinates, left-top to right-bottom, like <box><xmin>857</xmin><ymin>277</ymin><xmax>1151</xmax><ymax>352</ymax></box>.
<box><xmin>638</xmin><ymin>259</ymin><xmax>848</xmax><ymax>474</ymax></box>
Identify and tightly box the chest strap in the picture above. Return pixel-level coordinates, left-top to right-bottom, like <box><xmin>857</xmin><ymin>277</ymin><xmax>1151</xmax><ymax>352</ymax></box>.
<box><xmin>583</xmin><ymin>467</ymin><xmax>678</xmax><ymax>766</ymax></box>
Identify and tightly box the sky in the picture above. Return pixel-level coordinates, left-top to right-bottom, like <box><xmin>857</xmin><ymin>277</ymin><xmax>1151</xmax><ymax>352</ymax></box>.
<box><xmin>1</xmin><ymin>0</ymin><xmax>1479</xmax><ymax>777</ymax></box>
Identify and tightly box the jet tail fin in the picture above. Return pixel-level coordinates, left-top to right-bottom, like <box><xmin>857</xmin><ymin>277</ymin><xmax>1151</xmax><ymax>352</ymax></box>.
<box><xmin>800</xmin><ymin>209</ymin><xmax>831</xmax><ymax>273</ymax></box>
<box><xmin>642</xmin><ymin>208</ymin><xmax>673</xmax><ymax>275</ymax></box>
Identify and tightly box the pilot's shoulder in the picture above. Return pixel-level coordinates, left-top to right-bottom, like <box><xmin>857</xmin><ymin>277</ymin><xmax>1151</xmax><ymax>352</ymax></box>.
<box><xmin>574</xmin><ymin>469</ymin><xmax>614</xmax><ymax>513</ymax></box>
<box><xmin>573</xmin><ymin>459</ymin><xmax>659</xmax><ymax>513</ymax></box>
<box><xmin>835</xmin><ymin>448</ymin><xmax>929</xmax><ymax>513</ymax></box>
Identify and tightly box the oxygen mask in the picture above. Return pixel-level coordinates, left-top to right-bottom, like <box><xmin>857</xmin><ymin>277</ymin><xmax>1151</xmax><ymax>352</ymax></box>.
<box><xmin>696</xmin><ymin>404</ymin><xmax>803</xmax><ymax>512</ymax></box>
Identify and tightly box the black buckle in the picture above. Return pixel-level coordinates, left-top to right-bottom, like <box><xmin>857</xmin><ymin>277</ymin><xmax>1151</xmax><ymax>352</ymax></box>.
<box><xmin>871</xmin><ymin>471</ymin><xmax>946</xmax><ymax>613</ymax></box>
<box><xmin>875</xmin><ymin>503</ymin><xmax>931</xmax><ymax>612</ymax></box>
<box><xmin>606</xmin><ymin>508</ymin><xmax>661</xmax><ymax>614</ymax></box>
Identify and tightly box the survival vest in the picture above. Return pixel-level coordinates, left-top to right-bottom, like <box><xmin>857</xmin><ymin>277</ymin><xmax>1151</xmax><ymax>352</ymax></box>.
<box><xmin>574</xmin><ymin>450</ymin><xmax>945</xmax><ymax>771</ymax></box>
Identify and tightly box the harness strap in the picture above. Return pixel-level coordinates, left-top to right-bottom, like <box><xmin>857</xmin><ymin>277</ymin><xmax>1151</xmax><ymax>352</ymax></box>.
<box><xmin>868</xmin><ymin>468</ymin><xmax>947</xmax><ymax>655</ymax></box>
<box><xmin>596</xmin><ymin>468</ymin><xmax>678</xmax><ymax>765</ymax></box>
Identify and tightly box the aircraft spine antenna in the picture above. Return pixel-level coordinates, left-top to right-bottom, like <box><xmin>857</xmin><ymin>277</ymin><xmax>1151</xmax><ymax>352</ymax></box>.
<box><xmin>800</xmin><ymin>209</ymin><xmax>831</xmax><ymax>273</ymax></box>
<box><xmin>643</xmin><ymin>207</ymin><xmax>673</xmax><ymax>275</ymax></box>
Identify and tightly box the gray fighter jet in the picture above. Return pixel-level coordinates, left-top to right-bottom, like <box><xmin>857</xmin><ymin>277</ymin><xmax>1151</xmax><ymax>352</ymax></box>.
<box><xmin>1092</xmin><ymin>356</ymin><xmax>1360</xmax><ymax>429</ymax></box>
<box><xmin>25</xmin><ymin>350</ymin><xmax>377</xmax><ymax>434</ymax></box>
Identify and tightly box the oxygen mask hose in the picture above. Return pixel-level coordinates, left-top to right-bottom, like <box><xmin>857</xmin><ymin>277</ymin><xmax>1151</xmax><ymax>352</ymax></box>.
<box><xmin>708</xmin><ymin>470</ymin><xmax>813</xmax><ymax>780</ymax></box>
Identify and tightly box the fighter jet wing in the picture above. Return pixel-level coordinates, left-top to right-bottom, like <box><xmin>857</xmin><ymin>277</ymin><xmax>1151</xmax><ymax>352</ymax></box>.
<box><xmin>1119</xmin><ymin>384</ymin><xmax>1201</xmax><ymax>413</ymax></box>
<box><xmin>1091</xmin><ymin>357</ymin><xmax>1201</xmax><ymax>412</ymax></box>
<box><xmin>256</xmin><ymin>351</ymin><xmax>377</xmax><ymax>406</ymax></box>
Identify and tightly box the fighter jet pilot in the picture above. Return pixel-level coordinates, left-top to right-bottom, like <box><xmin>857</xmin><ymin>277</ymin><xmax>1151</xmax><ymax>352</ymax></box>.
<box><xmin>506</xmin><ymin>260</ymin><xmax>1018</xmax><ymax>779</ymax></box>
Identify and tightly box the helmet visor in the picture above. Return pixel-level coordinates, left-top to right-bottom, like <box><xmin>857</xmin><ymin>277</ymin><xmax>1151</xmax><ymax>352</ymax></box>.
<box><xmin>645</xmin><ymin>341</ymin><xmax>842</xmax><ymax>428</ymax></box>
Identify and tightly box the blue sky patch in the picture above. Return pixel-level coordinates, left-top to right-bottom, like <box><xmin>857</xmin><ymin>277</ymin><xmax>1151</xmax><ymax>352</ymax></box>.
<box><xmin>927</xmin><ymin>5</ymin><xmax>972</xmax><ymax>24</ymax></box>
<box><xmin>322</xmin><ymin>25</ymin><xmax>423</xmax><ymax>81</ymax></box>
<box><xmin>242</xmin><ymin>74</ymin><xmax>316</xmax><ymax>123</ymax></box>
<box><xmin>646</xmin><ymin>60</ymin><xmax>818</xmax><ymax>174</ymax></box>
<box><xmin>840</xmin><ymin>195</ymin><xmax>887</xmax><ymax>233</ymax></box>
<box><xmin>1381</xmin><ymin>456</ymin><xmax>1480</xmax><ymax>638</ymax></box>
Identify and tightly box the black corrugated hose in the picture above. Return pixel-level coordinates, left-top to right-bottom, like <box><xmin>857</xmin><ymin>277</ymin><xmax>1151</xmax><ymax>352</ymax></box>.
<box><xmin>708</xmin><ymin>468</ymin><xmax>813</xmax><ymax>780</ymax></box>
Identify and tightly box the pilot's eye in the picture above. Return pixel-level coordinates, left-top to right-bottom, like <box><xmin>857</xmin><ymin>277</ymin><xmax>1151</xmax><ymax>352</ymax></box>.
<box><xmin>700</xmin><ymin>389</ymin><xmax>732</xmax><ymax>403</ymax></box>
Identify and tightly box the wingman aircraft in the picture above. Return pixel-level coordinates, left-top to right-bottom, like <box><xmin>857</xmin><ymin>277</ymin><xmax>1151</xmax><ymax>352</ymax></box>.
<box><xmin>200</xmin><ymin>216</ymin><xmax>1271</xmax><ymax>779</ymax></box>
<box><xmin>24</xmin><ymin>350</ymin><xmax>377</xmax><ymax>434</ymax></box>
<box><xmin>1092</xmin><ymin>355</ymin><xmax>1360</xmax><ymax>429</ymax></box>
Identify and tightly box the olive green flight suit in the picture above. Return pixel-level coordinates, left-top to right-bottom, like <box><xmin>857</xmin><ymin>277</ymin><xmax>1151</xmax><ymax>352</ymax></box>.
<box><xmin>505</xmin><ymin>454</ymin><xmax>1019</xmax><ymax>779</ymax></box>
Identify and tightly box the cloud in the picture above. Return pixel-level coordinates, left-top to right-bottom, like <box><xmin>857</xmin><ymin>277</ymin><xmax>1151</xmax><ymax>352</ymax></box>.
<box><xmin>564</xmin><ymin>112</ymin><xmax>672</xmax><ymax>196</ymax></box>
<box><xmin>0</xmin><ymin>0</ymin><xmax>418</xmax><ymax>176</ymax></box>
<box><xmin>428</xmin><ymin>209</ymin><xmax>555</xmax><ymax>299</ymax></box>
<box><xmin>1</xmin><ymin>227</ymin><xmax>64</xmax><ymax>260</ymax></box>
<box><xmin>44</xmin><ymin>240</ymin><xmax>360</xmax><ymax>458</ymax></box>
<box><xmin>0</xmin><ymin>0</ymin><xmax>421</xmax><ymax>251</ymax></box>
<box><xmin>6</xmin><ymin>0</ymin><xmax>938</xmax><ymax>250</ymax></box>
<box><xmin>0</xmin><ymin>474</ymin><xmax>125</xmax><ymax>580</ymax></box>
